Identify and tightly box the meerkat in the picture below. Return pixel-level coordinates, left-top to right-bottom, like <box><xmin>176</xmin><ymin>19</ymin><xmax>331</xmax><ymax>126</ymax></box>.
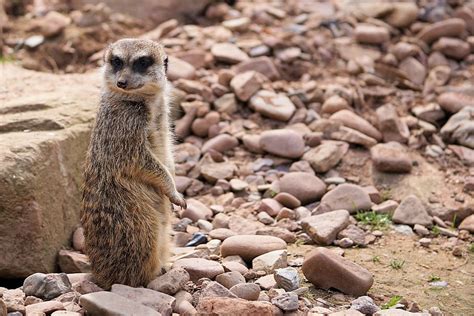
<box><xmin>81</xmin><ymin>38</ymin><xmax>186</xmax><ymax>289</ymax></box>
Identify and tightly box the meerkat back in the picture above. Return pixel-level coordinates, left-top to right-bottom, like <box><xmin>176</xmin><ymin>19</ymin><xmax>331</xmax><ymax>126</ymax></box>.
<box><xmin>81</xmin><ymin>38</ymin><xmax>185</xmax><ymax>289</ymax></box>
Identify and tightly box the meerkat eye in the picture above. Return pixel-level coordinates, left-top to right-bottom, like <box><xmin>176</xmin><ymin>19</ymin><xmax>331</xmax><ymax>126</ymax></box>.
<box><xmin>133</xmin><ymin>56</ymin><xmax>154</xmax><ymax>73</ymax></box>
<box><xmin>164</xmin><ymin>56</ymin><xmax>168</xmax><ymax>74</ymax></box>
<box><xmin>110</xmin><ymin>56</ymin><xmax>123</xmax><ymax>71</ymax></box>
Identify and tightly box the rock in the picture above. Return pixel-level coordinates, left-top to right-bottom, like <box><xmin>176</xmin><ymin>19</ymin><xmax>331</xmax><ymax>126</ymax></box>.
<box><xmin>199</xmin><ymin>281</ymin><xmax>237</xmax><ymax>300</ymax></box>
<box><xmin>271</xmin><ymin>292</ymin><xmax>299</xmax><ymax>311</ymax></box>
<box><xmin>222</xmin><ymin>261</ymin><xmax>249</xmax><ymax>275</ymax></box>
<box><xmin>249</xmin><ymin>90</ymin><xmax>296</xmax><ymax>121</ymax></box>
<box><xmin>216</xmin><ymin>271</ymin><xmax>246</xmax><ymax>289</ymax></box>
<box><xmin>229</xmin><ymin>283</ymin><xmax>260</xmax><ymax>301</ymax></box>
<box><xmin>274</xmin><ymin>267</ymin><xmax>299</xmax><ymax>291</ymax></box>
<box><xmin>209</xmin><ymin>228</ymin><xmax>236</xmax><ymax>240</ymax></box>
<box><xmin>399</xmin><ymin>57</ymin><xmax>426</xmax><ymax>85</ymax></box>
<box><xmin>23</xmin><ymin>273</ymin><xmax>72</xmax><ymax>300</ymax></box>
<box><xmin>375</xmin><ymin>311</ymin><xmax>430</xmax><ymax>316</ymax></box>
<box><xmin>259</xmin><ymin>129</ymin><xmax>305</xmax><ymax>159</ymax></box>
<box><xmin>214</xmin><ymin>93</ymin><xmax>238</xmax><ymax>114</ymax></box>
<box><xmin>392</xmin><ymin>195</ymin><xmax>433</xmax><ymax>226</ymax></box>
<box><xmin>330</xmin><ymin>110</ymin><xmax>382</xmax><ymax>141</ymax></box>
<box><xmin>258</xmin><ymin>212</ymin><xmax>276</xmax><ymax>224</ymax></box>
<box><xmin>0</xmin><ymin>299</ymin><xmax>6</xmax><ymax>316</ymax></box>
<box><xmin>355</xmin><ymin>24</ymin><xmax>390</xmax><ymax>44</ymax></box>
<box><xmin>172</xmin><ymin>258</ymin><xmax>224</xmax><ymax>281</ymax></box>
<box><xmin>331</xmin><ymin>126</ymin><xmax>378</xmax><ymax>148</ymax></box>
<box><xmin>235</xmin><ymin>57</ymin><xmax>280</xmax><ymax>80</ymax></box>
<box><xmin>440</xmin><ymin>107</ymin><xmax>474</xmax><ymax>148</ymax></box>
<box><xmin>279</xmin><ymin>172</ymin><xmax>327</xmax><ymax>204</ymax></box>
<box><xmin>432</xmin><ymin>37</ymin><xmax>470</xmax><ymax>60</ymax></box>
<box><xmin>202</xmin><ymin>134</ymin><xmax>239</xmax><ymax>153</ymax></box>
<box><xmin>418</xmin><ymin>18</ymin><xmax>466</xmax><ymax>44</ymax></box>
<box><xmin>201</xmin><ymin>162</ymin><xmax>237</xmax><ymax>183</ymax></box>
<box><xmin>255</xmin><ymin>274</ymin><xmax>277</xmax><ymax>290</ymax></box>
<box><xmin>303</xmin><ymin>142</ymin><xmax>348</xmax><ymax>173</ymax></box>
<box><xmin>24</xmin><ymin>35</ymin><xmax>45</xmax><ymax>48</ymax></box>
<box><xmin>256</xmin><ymin>227</ymin><xmax>296</xmax><ymax>243</ymax></box>
<box><xmin>80</xmin><ymin>291</ymin><xmax>160</xmax><ymax>316</ymax></box>
<box><xmin>449</xmin><ymin>144</ymin><xmax>474</xmax><ymax>165</ymax></box>
<box><xmin>414</xmin><ymin>224</ymin><xmax>430</xmax><ymax>236</ymax></box>
<box><xmin>322</xmin><ymin>95</ymin><xmax>351</xmax><ymax>114</ymax></box>
<box><xmin>438</xmin><ymin>92</ymin><xmax>474</xmax><ymax>113</ymax></box>
<box><xmin>25</xmin><ymin>301</ymin><xmax>65</xmax><ymax>315</ymax></box>
<box><xmin>319</xmin><ymin>184</ymin><xmax>372</xmax><ymax>214</ymax></box>
<box><xmin>211</xmin><ymin>43</ymin><xmax>249</xmax><ymax>64</ymax></box>
<box><xmin>411</xmin><ymin>103</ymin><xmax>445</xmax><ymax>124</ymax></box>
<box><xmin>372</xmin><ymin>200</ymin><xmax>399</xmax><ymax>215</ymax></box>
<box><xmin>371</xmin><ymin>142</ymin><xmax>412</xmax><ymax>173</ymax></box>
<box><xmin>112</xmin><ymin>284</ymin><xmax>175</xmax><ymax>316</ymax></box>
<box><xmin>58</xmin><ymin>250</ymin><xmax>91</xmax><ymax>273</ymax></box>
<box><xmin>302</xmin><ymin>247</ymin><xmax>373</xmax><ymax>296</ymax></box>
<box><xmin>2</xmin><ymin>289</ymin><xmax>25</xmax><ymax>313</ymax></box>
<box><xmin>229</xmin><ymin>179</ymin><xmax>248</xmax><ymax>192</ymax></box>
<box><xmin>72</xmin><ymin>227</ymin><xmax>85</xmax><ymax>252</ymax></box>
<box><xmin>222</xmin><ymin>17</ymin><xmax>251</xmax><ymax>31</ymax></box>
<box><xmin>197</xmin><ymin>297</ymin><xmax>274</xmax><ymax>315</ymax></box>
<box><xmin>230</xmin><ymin>71</ymin><xmax>261</xmax><ymax>101</ymax></box>
<box><xmin>147</xmin><ymin>267</ymin><xmax>190</xmax><ymax>295</ymax></box>
<box><xmin>274</xmin><ymin>193</ymin><xmax>301</xmax><ymax>209</ymax></box>
<box><xmin>252</xmin><ymin>250</ymin><xmax>287</xmax><ymax>273</ymax></box>
<box><xmin>301</xmin><ymin>210</ymin><xmax>350</xmax><ymax>245</ymax></box>
<box><xmin>351</xmin><ymin>296</ymin><xmax>380</xmax><ymax>315</ymax></box>
<box><xmin>221</xmin><ymin>235</ymin><xmax>287</xmax><ymax>261</ymax></box>
<box><xmin>167</xmin><ymin>56</ymin><xmax>196</xmax><ymax>81</ymax></box>
<box><xmin>36</xmin><ymin>11</ymin><xmax>71</xmax><ymax>37</ymax></box>
<box><xmin>459</xmin><ymin>214</ymin><xmax>474</xmax><ymax>233</ymax></box>
<box><xmin>338</xmin><ymin>225</ymin><xmax>369</xmax><ymax>247</ymax></box>
<box><xmin>385</xmin><ymin>3</ymin><xmax>418</xmax><ymax>28</ymax></box>
<box><xmin>376</xmin><ymin>103</ymin><xmax>410</xmax><ymax>143</ymax></box>
<box><xmin>0</xmin><ymin>66</ymin><xmax>98</xmax><ymax>278</ymax></box>
<box><xmin>182</xmin><ymin>199</ymin><xmax>213</xmax><ymax>222</ymax></box>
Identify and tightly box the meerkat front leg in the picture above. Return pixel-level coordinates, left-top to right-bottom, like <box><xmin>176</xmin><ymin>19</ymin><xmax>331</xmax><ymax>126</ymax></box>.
<box><xmin>140</xmin><ymin>150</ymin><xmax>187</xmax><ymax>209</ymax></box>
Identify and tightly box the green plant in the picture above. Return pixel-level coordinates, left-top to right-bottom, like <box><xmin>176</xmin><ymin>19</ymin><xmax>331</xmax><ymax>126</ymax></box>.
<box><xmin>294</xmin><ymin>239</ymin><xmax>306</xmax><ymax>247</ymax></box>
<box><xmin>372</xmin><ymin>255</ymin><xmax>381</xmax><ymax>263</ymax></box>
<box><xmin>431</xmin><ymin>226</ymin><xmax>441</xmax><ymax>237</ymax></box>
<box><xmin>390</xmin><ymin>259</ymin><xmax>405</xmax><ymax>270</ymax></box>
<box><xmin>468</xmin><ymin>243</ymin><xmax>474</xmax><ymax>253</ymax></box>
<box><xmin>380</xmin><ymin>189</ymin><xmax>392</xmax><ymax>201</ymax></box>
<box><xmin>428</xmin><ymin>275</ymin><xmax>441</xmax><ymax>282</ymax></box>
<box><xmin>381</xmin><ymin>295</ymin><xmax>402</xmax><ymax>309</ymax></box>
<box><xmin>355</xmin><ymin>211</ymin><xmax>392</xmax><ymax>230</ymax></box>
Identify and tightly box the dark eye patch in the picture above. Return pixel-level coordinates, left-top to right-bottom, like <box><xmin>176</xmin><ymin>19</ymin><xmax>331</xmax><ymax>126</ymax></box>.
<box><xmin>110</xmin><ymin>56</ymin><xmax>123</xmax><ymax>71</ymax></box>
<box><xmin>164</xmin><ymin>56</ymin><xmax>168</xmax><ymax>74</ymax></box>
<box><xmin>133</xmin><ymin>56</ymin><xmax>154</xmax><ymax>73</ymax></box>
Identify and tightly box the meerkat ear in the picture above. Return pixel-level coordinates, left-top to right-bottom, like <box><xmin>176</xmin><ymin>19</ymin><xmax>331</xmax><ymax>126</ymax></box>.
<box><xmin>164</xmin><ymin>56</ymin><xmax>168</xmax><ymax>74</ymax></box>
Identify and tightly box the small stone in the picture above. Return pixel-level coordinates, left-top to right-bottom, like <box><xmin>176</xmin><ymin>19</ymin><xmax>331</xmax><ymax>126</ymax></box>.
<box><xmin>147</xmin><ymin>267</ymin><xmax>190</xmax><ymax>295</ymax></box>
<box><xmin>318</xmin><ymin>184</ymin><xmax>372</xmax><ymax>214</ymax></box>
<box><xmin>112</xmin><ymin>284</ymin><xmax>175</xmax><ymax>316</ymax></box>
<box><xmin>72</xmin><ymin>227</ymin><xmax>85</xmax><ymax>252</ymax></box>
<box><xmin>376</xmin><ymin>103</ymin><xmax>410</xmax><ymax>143</ymax></box>
<box><xmin>214</xmin><ymin>93</ymin><xmax>237</xmax><ymax>114</ymax></box>
<box><xmin>419</xmin><ymin>238</ymin><xmax>432</xmax><ymax>247</ymax></box>
<box><xmin>256</xmin><ymin>227</ymin><xmax>296</xmax><ymax>243</ymax></box>
<box><xmin>338</xmin><ymin>225</ymin><xmax>369</xmax><ymax>247</ymax></box>
<box><xmin>222</xmin><ymin>17</ymin><xmax>250</xmax><ymax>31</ymax></box>
<box><xmin>274</xmin><ymin>267</ymin><xmax>299</xmax><ymax>291</ymax></box>
<box><xmin>230</xmin><ymin>71</ymin><xmax>261</xmax><ymax>101</ymax></box>
<box><xmin>301</xmin><ymin>210</ymin><xmax>350</xmax><ymax>245</ymax></box>
<box><xmin>371</xmin><ymin>142</ymin><xmax>412</xmax><ymax>173</ymax></box>
<box><xmin>235</xmin><ymin>56</ymin><xmax>280</xmax><ymax>80</ymax></box>
<box><xmin>25</xmin><ymin>301</ymin><xmax>65</xmax><ymax>315</ymax></box>
<box><xmin>274</xmin><ymin>192</ymin><xmax>301</xmax><ymax>209</ymax></box>
<box><xmin>202</xmin><ymin>134</ymin><xmax>239</xmax><ymax>154</ymax></box>
<box><xmin>279</xmin><ymin>172</ymin><xmax>327</xmax><ymax>204</ymax></box>
<box><xmin>216</xmin><ymin>272</ymin><xmax>246</xmax><ymax>289</ymax></box>
<box><xmin>334</xmin><ymin>237</ymin><xmax>354</xmax><ymax>248</ymax></box>
<box><xmin>222</xmin><ymin>261</ymin><xmax>249</xmax><ymax>275</ymax></box>
<box><xmin>181</xmin><ymin>199</ymin><xmax>213</xmax><ymax>222</ymax></box>
<box><xmin>229</xmin><ymin>283</ymin><xmax>261</xmax><ymax>301</ymax></box>
<box><xmin>355</xmin><ymin>24</ymin><xmax>390</xmax><ymax>44</ymax></box>
<box><xmin>414</xmin><ymin>224</ymin><xmax>430</xmax><ymax>236</ymax></box>
<box><xmin>271</xmin><ymin>292</ymin><xmax>299</xmax><ymax>311</ymax></box>
<box><xmin>199</xmin><ymin>281</ymin><xmax>237</xmax><ymax>300</ymax></box>
<box><xmin>330</xmin><ymin>110</ymin><xmax>382</xmax><ymax>141</ymax></box>
<box><xmin>252</xmin><ymin>250</ymin><xmax>287</xmax><ymax>273</ymax></box>
<box><xmin>172</xmin><ymin>258</ymin><xmax>224</xmax><ymax>281</ymax></box>
<box><xmin>351</xmin><ymin>296</ymin><xmax>380</xmax><ymax>315</ymax></box>
<box><xmin>276</xmin><ymin>47</ymin><xmax>301</xmax><ymax>62</ymax></box>
<box><xmin>392</xmin><ymin>195</ymin><xmax>433</xmax><ymax>226</ymax></box>
<box><xmin>303</xmin><ymin>142</ymin><xmax>348</xmax><ymax>173</ymax></box>
<box><xmin>258</xmin><ymin>211</ymin><xmax>276</xmax><ymax>225</ymax></box>
<box><xmin>439</xmin><ymin>92</ymin><xmax>474</xmax><ymax>114</ymax></box>
<box><xmin>363</xmin><ymin>186</ymin><xmax>381</xmax><ymax>204</ymax></box>
<box><xmin>24</xmin><ymin>35</ymin><xmax>45</xmax><ymax>48</ymax></box>
<box><xmin>249</xmin><ymin>90</ymin><xmax>296</xmax><ymax>121</ymax></box>
<box><xmin>302</xmin><ymin>247</ymin><xmax>373</xmax><ymax>296</ymax></box>
<box><xmin>399</xmin><ymin>57</ymin><xmax>426</xmax><ymax>85</ymax></box>
<box><xmin>418</xmin><ymin>18</ymin><xmax>466</xmax><ymax>44</ymax></box>
<box><xmin>385</xmin><ymin>2</ymin><xmax>418</xmax><ymax>28</ymax></box>
<box><xmin>322</xmin><ymin>95</ymin><xmax>351</xmax><ymax>114</ymax></box>
<box><xmin>197</xmin><ymin>297</ymin><xmax>274</xmax><ymax>315</ymax></box>
<box><xmin>255</xmin><ymin>274</ymin><xmax>277</xmax><ymax>290</ymax></box>
<box><xmin>259</xmin><ymin>129</ymin><xmax>305</xmax><ymax>159</ymax></box>
<box><xmin>432</xmin><ymin>37</ymin><xmax>470</xmax><ymax>60</ymax></box>
<box><xmin>459</xmin><ymin>215</ymin><xmax>474</xmax><ymax>233</ymax></box>
<box><xmin>23</xmin><ymin>273</ymin><xmax>72</xmax><ymax>300</ymax></box>
<box><xmin>211</xmin><ymin>43</ymin><xmax>249</xmax><ymax>64</ymax></box>
<box><xmin>221</xmin><ymin>235</ymin><xmax>287</xmax><ymax>261</ymax></box>
<box><xmin>331</xmin><ymin>126</ymin><xmax>377</xmax><ymax>148</ymax></box>
<box><xmin>372</xmin><ymin>200</ymin><xmax>399</xmax><ymax>214</ymax></box>
<box><xmin>201</xmin><ymin>161</ymin><xmax>237</xmax><ymax>183</ymax></box>
<box><xmin>58</xmin><ymin>250</ymin><xmax>91</xmax><ymax>273</ymax></box>
<box><xmin>167</xmin><ymin>56</ymin><xmax>196</xmax><ymax>81</ymax></box>
<box><xmin>2</xmin><ymin>289</ymin><xmax>25</xmax><ymax>313</ymax></box>
<box><xmin>80</xmin><ymin>291</ymin><xmax>160</xmax><ymax>316</ymax></box>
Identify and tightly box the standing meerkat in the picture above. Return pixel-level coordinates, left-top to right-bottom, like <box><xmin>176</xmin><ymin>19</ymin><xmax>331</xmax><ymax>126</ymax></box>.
<box><xmin>81</xmin><ymin>38</ymin><xmax>186</xmax><ymax>289</ymax></box>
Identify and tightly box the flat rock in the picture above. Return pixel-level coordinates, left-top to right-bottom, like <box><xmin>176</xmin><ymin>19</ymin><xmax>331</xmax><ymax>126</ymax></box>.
<box><xmin>319</xmin><ymin>184</ymin><xmax>372</xmax><ymax>214</ymax></box>
<box><xmin>58</xmin><ymin>250</ymin><xmax>91</xmax><ymax>273</ymax></box>
<box><xmin>215</xmin><ymin>271</ymin><xmax>245</xmax><ymax>289</ymax></box>
<box><xmin>331</xmin><ymin>126</ymin><xmax>377</xmax><ymax>148</ymax></box>
<box><xmin>197</xmin><ymin>297</ymin><xmax>274</xmax><ymax>315</ymax></box>
<box><xmin>301</xmin><ymin>210</ymin><xmax>351</xmax><ymax>245</ymax></box>
<box><xmin>330</xmin><ymin>110</ymin><xmax>382</xmax><ymax>141</ymax></box>
<box><xmin>221</xmin><ymin>235</ymin><xmax>287</xmax><ymax>261</ymax></box>
<box><xmin>274</xmin><ymin>267</ymin><xmax>299</xmax><ymax>291</ymax></box>
<box><xmin>181</xmin><ymin>199</ymin><xmax>213</xmax><ymax>222</ymax></box>
<box><xmin>234</xmin><ymin>56</ymin><xmax>280</xmax><ymax>80</ymax></box>
<box><xmin>433</xmin><ymin>37</ymin><xmax>470</xmax><ymax>60</ymax></box>
<box><xmin>23</xmin><ymin>273</ymin><xmax>72</xmax><ymax>300</ymax></box>
<box><xmin>201</xmin><ymin>134</ymin><xmax>239</xmax><ymax>153</ymax></box>
<box><xmin>79</xmin><ymin>291</ymin><xmax>160</xmax><ymax>316</ymax></box>
<box><xmin>355</xmin><ymin>24</ymin><xmax>390</xmax><ymax>44</ymax></box>
<box><xmin>111</xmin><ymin>284</ymin><xmax>175</xmax><ymax>316</ymax></box>
<box><xmin>417</xmin><ymin>18</ymin><xmax>466</xmax><ymax>44</ymax></box>
<box><xmin>230</xmin><ymin>71</ymin><xmax>261</xmax><ymax>101</ymax></box>
<box><xmin>274</xmin><ymin>192</ymin><xmax>301</xmax><ymax>209</ymax></box>
<box><xmin>172</xmin><ymin>258</ymin><xmax>224</xmax><ymax>281</ymax></box>
<box><xmin>371</xmin><ymin>142</ymin><xmax>412</xmax><ymax>173</ymax></box>
<box><xmin>392</xmin><ymin>195</ymin><xmax>433</xmax><ymax>226</ymax></box>
<box><xmin>279</xmin><ymin>172</ymin><xmax>327</xmax><ymax>204</ymax></box>
<box><xmin>302</xmin><ymin>247</ymin><xmax>373</xmax><ymax>296</ymax></box>
<box><xmin>201</xmin><ymin>162</ymin><xmax>237</xmax><ymax>183</ymax></box>
<box><xmin>229</xmin><ymin>283</ymin><xmax>260</xmax><ymax>301</ymax></box>
<box><xmin>303</xmin><ymin>142</ymin><xmax>348</xmax><ymax>173</ymax></box>
<box><xmin>459</xmin><ymin>214</ymin><xmax>474</xmax><ymax>233</ymax></box>
<box><xmin>438</xmin><ymin>92</ymin><xmax>474</xmax><ymax>113</ymax></box>
<box><xmin>167</xmin><ymin>56</ymin><xmax>195</xmax><ymax>81</ymax></box>
<box><xmin>249</xmin><ymin>90</ymin><xmax>296</xmax><ymax>121</ymax></box>
<box><xmin>440</xmin><ymin>106</ymin><xmax>474</xmax><ymax>149</ymax></box>
<box><xmin>252</xmin><ymin>250</ymin><xmax>287</xmax><ymax>273</ymax></box>
<box><xmin>271</xmin><ymin>292</ymin><xmax>299</xmax><ymax>311</ymax></box>
<box><xmin>198</xmin><ymin>281</ymin><xmax>237</xmax><ymax>300</ymax></box>
<box><xmin>25</xmin><ymin>301</ymin><xmax>65</xmax><ymax>315</ymax></box>
<box><xmin>147</xmin><ymin>267</ymin><xmax>190</xmax><ymax>295</ymax></box>
<box><xmin>259</xmin><ymin>129</ymin><xmax>305</xmax><ymax>159</ymax></box>
<box><xmin>211</xmin><ymin>43</ymin><xmax>249</xmax><ymax>64</ymax></box>
<box><xmin>376</xmin><ymin>103</ymin><xmax>409</xmax><ymax>144</ymax></box>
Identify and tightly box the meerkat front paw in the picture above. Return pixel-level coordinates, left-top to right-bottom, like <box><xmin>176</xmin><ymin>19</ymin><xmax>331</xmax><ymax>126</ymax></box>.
<box><xmin>169</xmin><ymin>191</ymin><xmax>187</xmax><ymax>209</ymax></box>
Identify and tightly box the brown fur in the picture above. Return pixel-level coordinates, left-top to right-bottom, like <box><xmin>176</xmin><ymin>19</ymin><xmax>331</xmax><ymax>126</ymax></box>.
<box><xmin>81</xmin><ymin>39</ymin><xmax>186</xmax><ymax>289</ymax></box>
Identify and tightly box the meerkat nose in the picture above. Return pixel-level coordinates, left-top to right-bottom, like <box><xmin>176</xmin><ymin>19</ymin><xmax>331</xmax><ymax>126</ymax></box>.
<box><xmin>117</xmin><ymin>80</ymin><xmax>128</xmax><ymax>89</ymax></box>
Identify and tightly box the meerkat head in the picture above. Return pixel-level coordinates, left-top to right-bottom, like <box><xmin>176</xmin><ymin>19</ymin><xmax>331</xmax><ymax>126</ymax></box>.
<box><xmin>103</xmin><ymin>38</ymin><xmax>169</xmax><ymax>98</ymax></box>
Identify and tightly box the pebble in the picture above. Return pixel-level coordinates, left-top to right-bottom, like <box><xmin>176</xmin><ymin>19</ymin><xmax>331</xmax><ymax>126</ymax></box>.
<box><xmin>371</xmin><ymin>142</ymin><xmax>412</xmax><ymax>173</ymax></box>
<box><xmin>216</xmin><ymin>271</ymin><xmax>246</xmax><ymax>289</ymax></box>
<box><xmin>201</xmin><ymin>134</ymin><xmax>239</xmax><ymax>153</ymax></box>
<box><xmin>23</xmin><ymin>273</ymin><xmax>72</xmax><ymax>300</ymax></box>
<box><xmin>229</xmin><ymin>283</ymin><xmax>261</xmax><ymax>301</ymax></box>
<box><xmin>419</xmin><ymin>238</ymin><xmax>432</xmax><ymax>247</ymax></box>
<box><xmin>331</xmin><ymin>126</ymin><xmax>377</xmax><ymax>148</ymax></box>
<box><xmin>301</xmin><ymin>210</ymin><xmax>350</xmax><ymax>245</ymax></box>
<box><xmin>440</xmin><ymin>107</ymin><xmax>474</xmax><ymax>149</ymax></box>
<box><xmin>259</xmin><ymin>129</ymin><xmax>305</xmax><ymax>159</ymax></box>
<box><xmin>351</xmin><ymin>296</ymin><xmax>380</xmax><ymax>315</ymax></box>
<box><xmin>181</xmin><ymin>198</ymin><xmax>213</xmax><ymax>222</ymax></box>
<box><xmin>279</xmin><ymin>172</ymin><xmax>327</xmax><ymax>204</ymax></box>
<box><xmin>111</xmin><ymin>284</ymin><xmax>175</xmax><ymax>316</ymax></box>
<box><xmin>372</xmin><ymin>200</ymin><xmax>399</xmax><ymax>214</ymax></box>
<box><xmin>414</xmin><ymin>224</ymin><xmax>430</xmax><ymax>236</ymax></box>
<box><xmin>80</xmin><ymin>291</ymin><xmax>160</xmax><ymax>316</ymax></box>
<box><xmin>321</xmin><ymin>95</ymin><xmax>351</xmax><ymax>114</ymax></box>
<box><xmin>2</xmin><ymin>289</ymin><xmax>25</xmax><ymax>313</ymax></box>
<box><xmin>172</xmin><ymin>258</ymin><xmax>224</xmax><ymax>281</ymax></box>
<box><xmin>274</xmin><ymin>267</ymin><xmax>299</xmax><ymax>291</ymax></box>
<box><xmin>417</xmin><ymin>18</ymin><xmax>466</xmax><ymax>44</ymax></box>
<box><xmin>234</xmin><ymin>56</ymin><xmax>280</xmax><ymax>80</ymax></box>
<box><xmin>197</xmin><ymin>297</ymin><xmax>274</xmax><ymax>315</ymax></box>
<box><xmin>211</xmin><ymin>43</ymin><xmax>249</xmax><ymax>64</ymax></box>
<box><xmin>221</xmin><ymin>235</ymin><xmax>287</xmax><ymax>261</ymax></box>
<box><xmin>355</xmin><ymin>24</ymin><xmax>390</xmax><ymax>44</ymax></box>
<box><xmin>255</xmin><ymin>274</ymin><xmax>277</xmax><ymax>290</ymax></box>
<box><xmin>252</xmin><ymin>250</ymin><xmax>287</xmax><ymax>273</ymax></box>
<box><xmin>302</xmin><ymin>247</ymin><xmax>374</xmax><ymax>296</ymax></box>
<box><xmin>58</xmin><ymin>250</ymin><xmax>91</xmax><ymax>273</ymax></box>
<box><xmin>432</xmin><ymin>37</ymin><xmax>470</xmax><ymax>60</ymax></box>
<box><xmin>274</xmin><ymin>192</ymin><xmax>301</xmax><ymax>209</ymax></box>
<box><xmin>272</xmin><ymin>292</ymin><xmax>299</xmax><ymax>311</ymax></box>
<box><xmin>318</xmin><ymin>184</ymin><xmax>372</xmax><ymax>214</ymax></box>
<box><xmin>376</xmin><ymin>103</ymin><xmax>410</xmax><ymax>143</ymax></box>
<box><xmin>200</xmin><ymin>161</ymin><xmax>237</xmax><ymax>183</ymax></box>
<box><xmin>72</xmin><ymin>227</ymin><xmax>85</xmax><ymax>252</ymax></box>
<box><xmin>338</xmin><ymin>225</ymin><xmax>369</xmax><ymax>247</ymax></box>
<box><xmin>230</xmin><ymin>71</ymin><xmax>261</xmax><ymax>101</ymax></box>
<box><xmin>459</xmin><ymin>214</ymin><xmax>474</xmax><ymax>233</ymax></box>
<box><xmin>167</xmin><ymin>56</ymin><xmax>195</xmax><ymax>81</ymax></box>
<box><xmin>199</xmin><ymin>281</ymin><xmax>237</xmax><ymax>300</ymax></box>
<box><xmin>330</xmin><ymin>110</ymin><xmax>382</xmax><ymax>141</ymax></box>
<box><xmin>392</xmin><ymin>195</ymin><xmax>433</xmax><ymax>226</ymax></box>
<box><xmin>303</xmin><ymin>142</ymin><xmax>348</xmax><ymax>173</ymax></box>
<box><xmin>249</xmin><ymin>90</ymin><xmax>296</xmax><ymax>121</ymax></box>
<box><xmin>25</xmin><ymin>301</ymin><xmax>65</xmax><ymax>315</ymax></box>
<box><xmin>257</xmin><ymin>211</ymin><xmax>276</xmax><ymax>224</ymax></box>
<box><xmin>214</xmin><ymin>93</ymin><xmax>237</xmax><ymax>114</ymax></box>
<box><xmin>147</xmin><ymin>267</ymin><xmax>190</xmax><ymax>295</ymax></box>
<box><xmin>399</xmin><ymin>57</ymin><xmax>426</xmax><ymax>85</ymax></box>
